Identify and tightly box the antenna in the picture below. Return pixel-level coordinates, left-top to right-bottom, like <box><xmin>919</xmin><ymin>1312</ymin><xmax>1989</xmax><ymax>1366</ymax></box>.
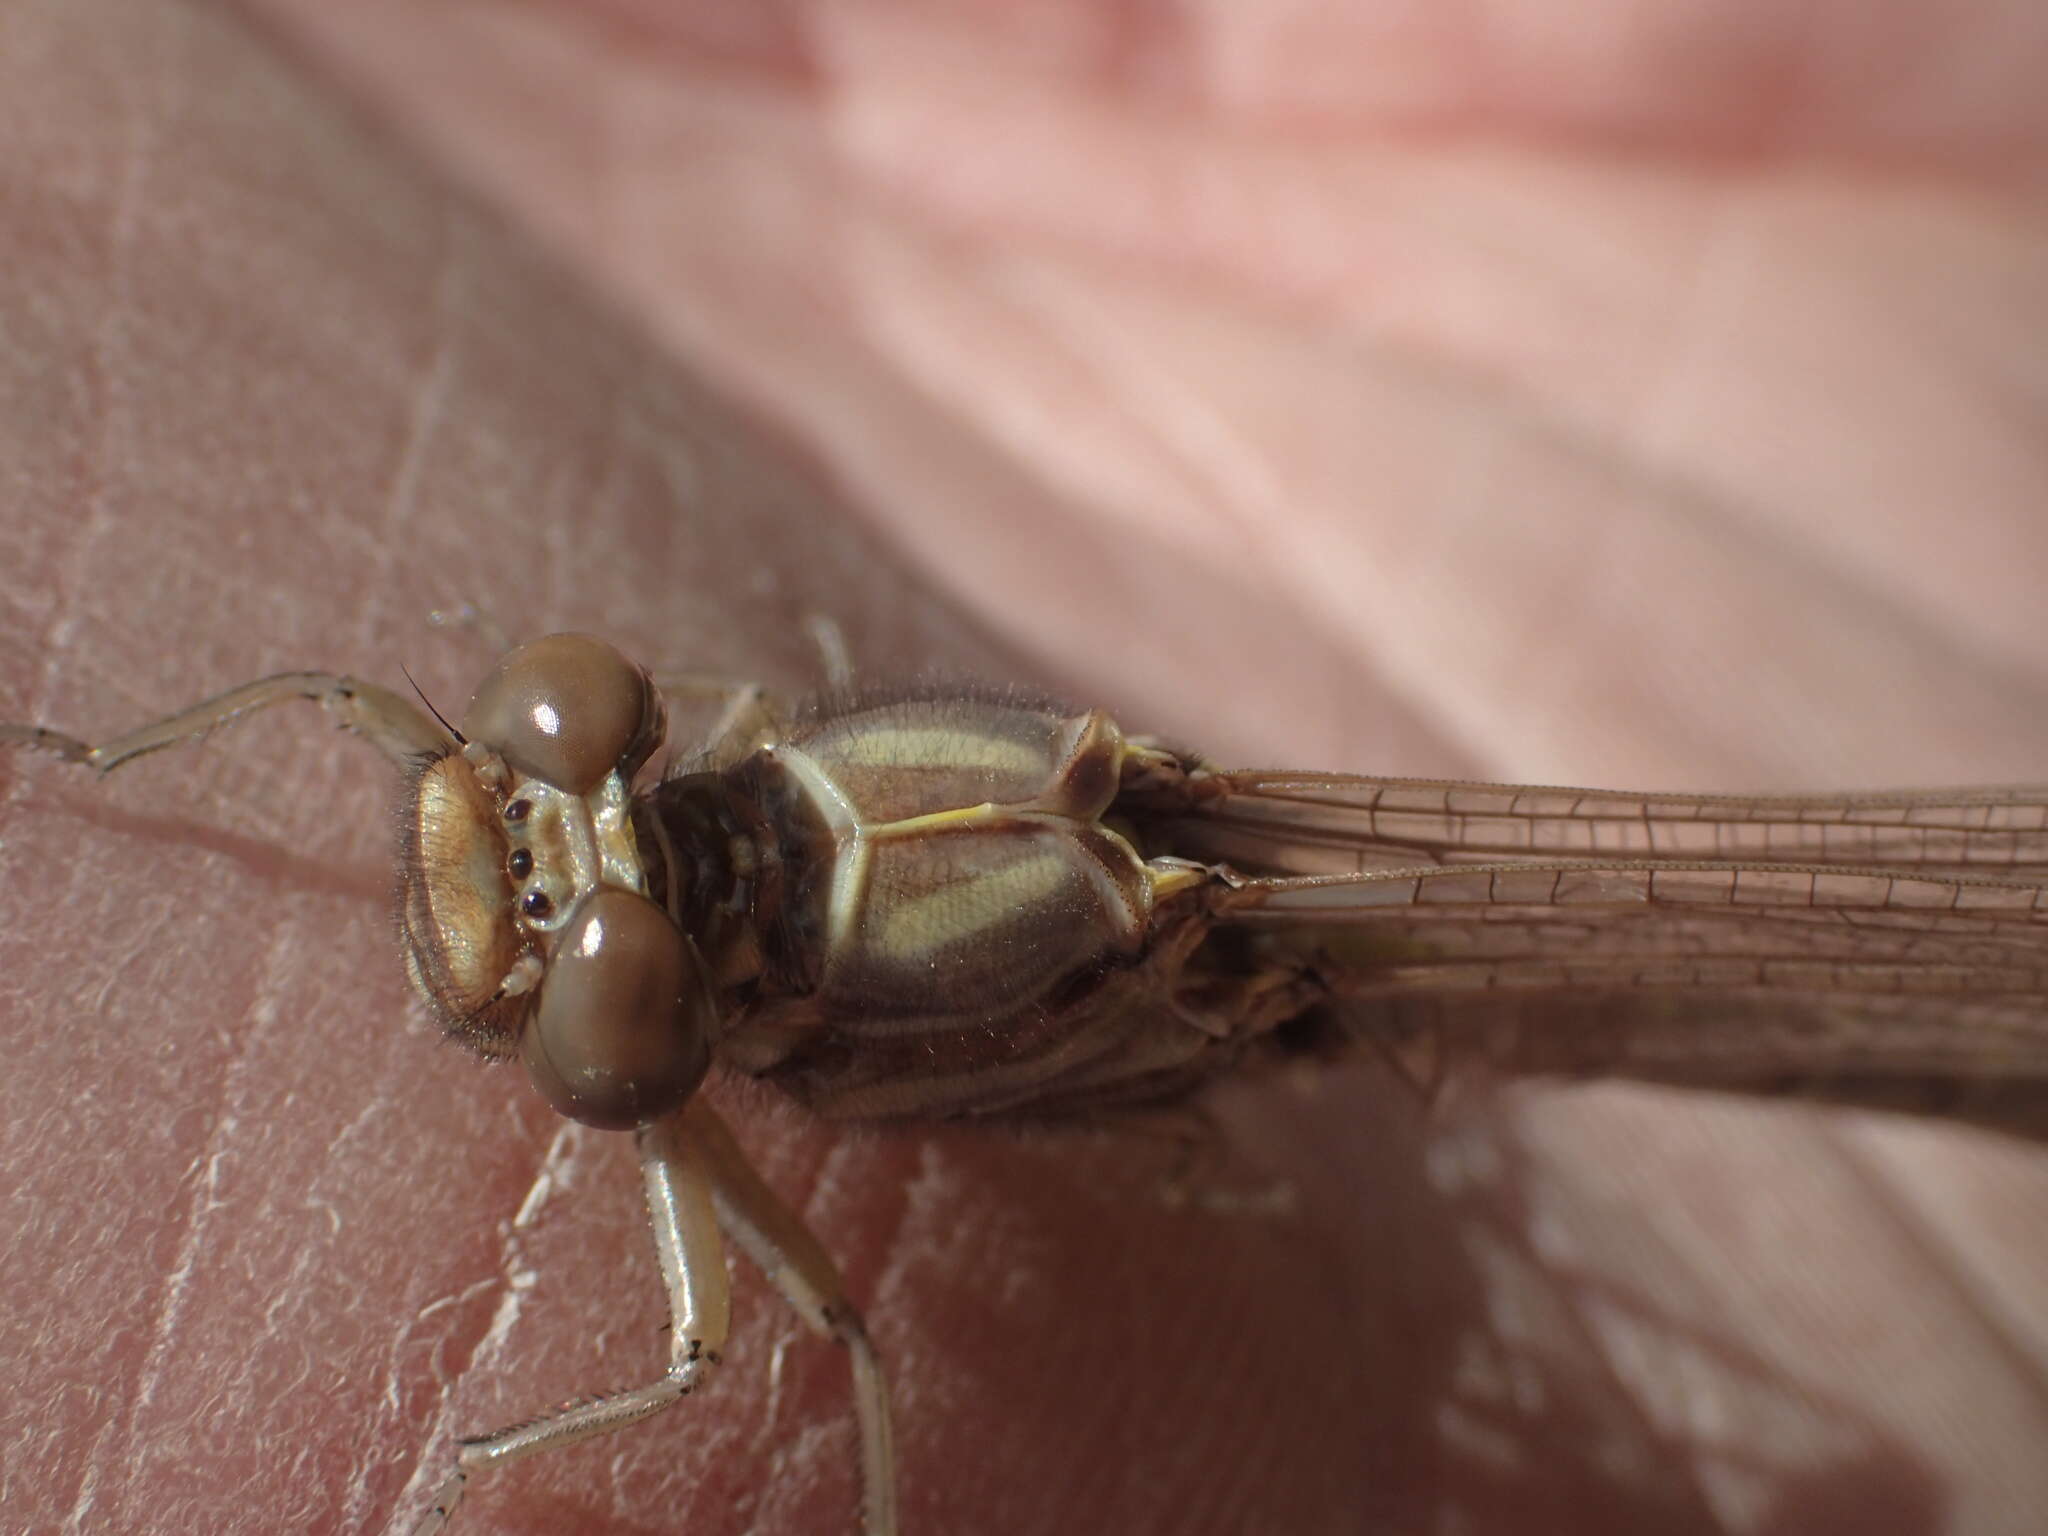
<box><xmin>400</xmin><ymin>662</ymin><xmax>467</xmax><ymax>746</ymax></box>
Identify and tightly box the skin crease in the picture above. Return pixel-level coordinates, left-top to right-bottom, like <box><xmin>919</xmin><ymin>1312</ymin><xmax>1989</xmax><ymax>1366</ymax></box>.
<box><xmin>2</xmin><ymin>4</ymin><xmax>2046</xmax><ymax>1536</ymax></box>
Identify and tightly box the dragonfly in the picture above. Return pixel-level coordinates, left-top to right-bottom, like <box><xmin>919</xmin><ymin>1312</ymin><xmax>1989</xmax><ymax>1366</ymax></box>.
<box><xmin>4</xmin><ymin>630</ymin><xmax>2045</xmax><ymax>1533</ymax></box>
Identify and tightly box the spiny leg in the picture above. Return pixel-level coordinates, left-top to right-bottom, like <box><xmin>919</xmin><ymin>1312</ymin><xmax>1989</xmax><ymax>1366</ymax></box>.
<box><xmin>410</xmin><ymin>1109</ymin><xmax>732</xmax><ymax>1534</ymax></box>
<box><xmin>687</xmin><ymin>1102</ymin><xmax>897</xmax><ymax>1536</ymax></box>
<box><xmin>0</xmin><ymin>672</ymin><xmax>450</xmax><ymax>774</ymax></box>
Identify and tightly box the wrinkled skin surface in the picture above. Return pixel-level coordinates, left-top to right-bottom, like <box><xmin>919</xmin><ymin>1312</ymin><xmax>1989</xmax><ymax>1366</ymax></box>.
<box><xmin>2</xmin><ymin>3</ymin><xmax>2045</xmax><ymax>1534</ymax></box>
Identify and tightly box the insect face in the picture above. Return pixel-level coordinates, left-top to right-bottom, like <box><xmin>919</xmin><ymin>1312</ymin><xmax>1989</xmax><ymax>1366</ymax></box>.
<box><xmin>397</xmin><ymin>633</ymin><xmax>714</xmax><ymax>1129</ymax></box>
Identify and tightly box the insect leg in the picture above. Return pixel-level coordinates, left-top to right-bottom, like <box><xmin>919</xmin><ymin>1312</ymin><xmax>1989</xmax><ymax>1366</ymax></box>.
<box><xmin>685</xmin><ymin>1101</ymin><xmax>898</xmax><ymax>1536</ymax></box>
<box><xmin>409</xmin><ymin>1109</ymin><xmax>732</xmax><ymax>1533</ymax></box>
<box><xmin>1109</xmin><ymin>1105</ymin><xmax>1301</xmax><ymax>1218</ymax></box>
<box><xmin>803</xmin><ymin>613</ymin><xmax>855</xmax><ymax>691</ymax></box>
<box><xmin>424</xmin><ymin>600</ymin><xmax>513</xmax><ymax>655</ymax></box>
<box><xmin>0</xmin><ymin>673</ymin><xmax>451</xmax><ymax>773</ymax></box>
<box><xmin>650</xmin><ymin>673</ymin><xmax>795</xmax><ymax>759</ymax></box>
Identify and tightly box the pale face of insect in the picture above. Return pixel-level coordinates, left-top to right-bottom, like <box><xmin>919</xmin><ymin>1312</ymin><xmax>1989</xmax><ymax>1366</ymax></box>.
<box><xmin>396</xmin><ymin>632</ymin><xmax>716</xmax><ymax>1130</ymax></box>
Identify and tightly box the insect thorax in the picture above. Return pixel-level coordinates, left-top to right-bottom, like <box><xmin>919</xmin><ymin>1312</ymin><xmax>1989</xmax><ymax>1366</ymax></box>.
<box><xmin>676</xmin><ymin>690</ymin><xmax>1218</xmax><ymax>1116</ymax></box>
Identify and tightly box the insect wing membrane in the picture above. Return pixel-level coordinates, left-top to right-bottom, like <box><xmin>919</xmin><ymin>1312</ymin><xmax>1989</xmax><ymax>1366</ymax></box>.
<box><xmin>1147</xmin><ymin>772</ymin><xmax>2048</xmax><ymax>1133</ymax></box>
<box><xmin>1164</xmin><ymin>772</ymin><xmax>2048</xmax><ymax>878</ymax></box>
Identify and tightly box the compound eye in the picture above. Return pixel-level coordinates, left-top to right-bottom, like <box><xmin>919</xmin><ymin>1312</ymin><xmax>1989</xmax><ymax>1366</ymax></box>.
<box><xmin>520</xmin><ymin>889</ymin><xmax>715</xmax><ymax>1130</ymax></box>
<box><xmin>461</xmin><ymin>633</ymin><xmax>663</xmax><ymax>793</ymax></box>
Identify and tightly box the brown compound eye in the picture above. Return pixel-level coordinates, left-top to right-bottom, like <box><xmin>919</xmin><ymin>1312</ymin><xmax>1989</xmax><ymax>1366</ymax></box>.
<box><xmin>461</xmin><ymin>633</ymin><xmax>665</xmax><ymax>793</ymax></box>
<box><xmin>520</xmin><ymin>889</ymin><xmax>715</xmax><ymax>1130</ymax></box>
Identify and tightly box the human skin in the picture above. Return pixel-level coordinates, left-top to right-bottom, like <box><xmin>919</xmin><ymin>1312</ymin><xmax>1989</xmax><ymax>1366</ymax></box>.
<box><xmin>2</xmin><ymin>3</ymin><xmax>2046</xmax><ymax>1535</ymax></box>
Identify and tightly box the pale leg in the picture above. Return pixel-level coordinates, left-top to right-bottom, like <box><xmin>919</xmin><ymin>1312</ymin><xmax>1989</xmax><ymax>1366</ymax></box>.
<box><xmin>687</xmin><ymin>1102</ymin><xmax>898</xmax><ymax>1536</ymax></box>
<box><xmin>650</xmin><ymin>612</ymin><xmax>856</xmax><ymax>758</ymax></box>
<box><xmin>651</xmin><ymin>673</ymin><xmax>793</xmax><ymax>760</ymax></box>
<box><xmin>424</xmin><ymin>601</ymin><xmax>513</xmax><ymax>656</ymax></box>
<box><xmin>804</xmin><ymin>613</ymin><xmax>856</xmax><ymax>692</ymax></box>
<box><xmin>408</xmin><ymin>1109</ymin><xmax>732</xmax><ymax>1533</ymax></box>
<box><xmin>0</xmin><ymin>671</ymin><xmax>450</xmax><ymax>773</ymax></box>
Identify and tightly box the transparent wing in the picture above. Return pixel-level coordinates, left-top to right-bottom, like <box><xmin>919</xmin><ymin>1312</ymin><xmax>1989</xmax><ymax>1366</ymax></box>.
<box><xmin>1159</xmin><ymin>772</ymin><xmax>2048</xmax><ymax>879</ymax></box>
<box><xmin>1130</xmin><ymin>771</ymin><xmax>2048</xmax><ymax>1135</ymax></box>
